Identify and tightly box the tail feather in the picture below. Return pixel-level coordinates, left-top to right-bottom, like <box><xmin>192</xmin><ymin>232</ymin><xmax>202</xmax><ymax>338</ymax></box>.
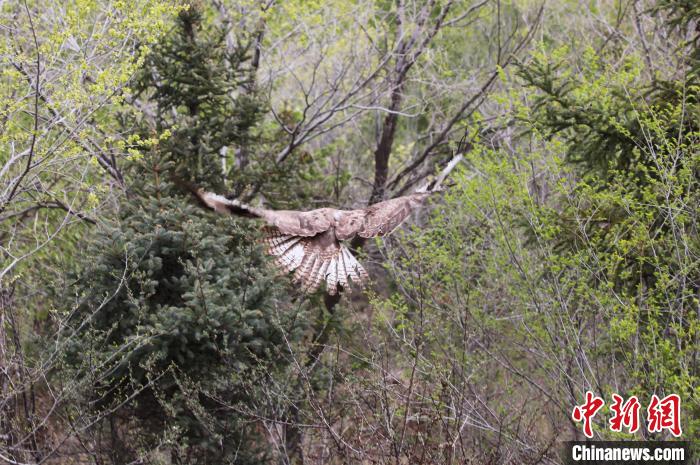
<box><xmin>337</xmin><ymin>249</ymin><xmax>349</xmax><ymax>290</ymax></box>
<box><xmin>263</xmin><ymin>229</ymin><xmax>306</xmax><ymax>273</ymax></box>
<box><xmin>313</xmin><ymin>259</ymin><xmax>330</xmax><ymax>293</ymax></box>
<box><xmin>266</xmin><ymin>234</ymin><xmax>299</xmax><ymax>251</ymax></box>
<box><xmin>341</xmin><ymin>247</ymin><xmax>359</xmax><ymax>284</ymax></box>
<box><xmin>304</xmin><ymin>255</ymin><xmax>325</xmax><ymax>292</ymax></box>
<box><xmin>325</xmin><ymin>256</ymin><xmax>339</xmax><ymax>294</ymax></box>
<box><xmin>341</xmin><ymin>246</ymin><xmax>368</xmax><ymax>286</ymax></box>
<box><xmin>262</xmin><ymin>229</ymin><xmax>369</xmax><ymax>294</ymax></box>
<box><xmin>294</xmin><ymin>249</ymin><xmax>317</xmax><ymax>284</ymax></box>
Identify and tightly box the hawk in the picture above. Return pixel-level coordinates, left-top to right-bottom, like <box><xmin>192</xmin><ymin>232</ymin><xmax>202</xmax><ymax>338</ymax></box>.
<box><xmin>189</xmin><ymin>188</ymin><xmax>436</xmax><ymax>294</ymax></box>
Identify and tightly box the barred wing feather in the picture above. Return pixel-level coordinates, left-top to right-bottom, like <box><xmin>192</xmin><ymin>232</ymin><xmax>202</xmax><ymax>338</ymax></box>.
<box><xmin>355</xmin><ymin>192</ymin><xmax>431</xmax><ymax>238</ymax></box>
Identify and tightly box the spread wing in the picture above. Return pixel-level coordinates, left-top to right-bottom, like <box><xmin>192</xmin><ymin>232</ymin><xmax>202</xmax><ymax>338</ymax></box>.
<box><xmin>186</xmin><ymin>185</ymin><xmax>435</xmax><ymax>294</ymax></box>
<box><xmin>189</xmin><ymin>188</ymin><xmax>368</xmax><ymax>294</ymax></box>
<box><xmin>190</xmin><ymin>187</ymin><xmax>433</xmax><ymax>240</ymax></box>
<box><xmin>336</xmin><ymin>192</ymin><xmax>433</xmax><ymax>239</ymax></box>
<box><xmin>192</xmin><ymin>190</ymin><xmax>331</xmax><ymax>237</ymax></box>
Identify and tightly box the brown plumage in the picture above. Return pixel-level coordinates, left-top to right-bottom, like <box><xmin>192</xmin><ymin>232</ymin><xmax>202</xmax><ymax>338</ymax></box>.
<box><xmin>189</xmin><ymin>188</ymin><xmax>435</xmax><ymax>294</ymax></box>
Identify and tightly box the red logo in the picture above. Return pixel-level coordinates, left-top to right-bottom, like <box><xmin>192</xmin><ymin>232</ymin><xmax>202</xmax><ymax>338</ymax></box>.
<box><xmin>573</xmin><ymin>392</ymin><xmax>682</xmax><ymax>438</ymax></box>
<box><xmin>647</xmin><ymin>394</ymin><xmax>682</xmax><ymax>437</ymax></box>
<box><xmin>609</xmin><ymin>394</ymin><xmax>640</xmax><ymax>433</ymax></box>
<box><xmin>572</xmin><ymin>391</ymin><xmax>605</xmax><ymax>438</ymax></box>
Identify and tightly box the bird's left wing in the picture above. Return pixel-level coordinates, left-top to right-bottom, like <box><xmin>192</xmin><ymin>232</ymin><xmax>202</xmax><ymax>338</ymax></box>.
<box><xmin>348</xmin><ymin>192</ymin><xmax>434</xmax><ymax>239</ymax></box>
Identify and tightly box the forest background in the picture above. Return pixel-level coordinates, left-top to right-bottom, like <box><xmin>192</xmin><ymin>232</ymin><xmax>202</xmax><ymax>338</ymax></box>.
<box><xmin>1</xmin><ymin>0</ymin><xmax>698</xmax><ymax>463</ymax></box>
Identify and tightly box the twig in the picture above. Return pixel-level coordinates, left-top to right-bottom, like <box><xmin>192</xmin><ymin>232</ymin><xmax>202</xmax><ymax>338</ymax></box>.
<box><xmin>0</xmin><ymin>1</ymin><xmax>40</xmax><ymax>216</ymax></box>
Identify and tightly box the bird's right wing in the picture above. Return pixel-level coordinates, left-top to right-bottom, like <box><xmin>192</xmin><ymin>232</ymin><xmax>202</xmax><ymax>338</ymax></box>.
<box><xmin>193</xmin><ymin>190</ymin><xmax>261</xmax><ymax>217</ymax></box>
<box><xmin>191</xmin><ymin>189</ymin><xmax>331</xmax><ymax>237</ymax></box>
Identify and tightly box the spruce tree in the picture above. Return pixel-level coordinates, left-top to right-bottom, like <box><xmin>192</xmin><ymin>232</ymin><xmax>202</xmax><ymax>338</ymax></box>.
<box><xmin>65</xmin><ymin>7</ymin><xmax>307</xmax><ymax>464</ymax></box>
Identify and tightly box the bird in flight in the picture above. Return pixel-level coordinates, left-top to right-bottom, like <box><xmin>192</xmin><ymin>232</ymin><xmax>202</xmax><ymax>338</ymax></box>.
<box><xmin>188</xmin><ymin>188</ymin><xmax>437</xmax><ymax>295</ymax></box>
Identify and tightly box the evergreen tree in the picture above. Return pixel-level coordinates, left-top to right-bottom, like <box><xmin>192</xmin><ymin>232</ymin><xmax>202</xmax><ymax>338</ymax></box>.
<box><xmin>64</xmin><ymin>7</ymin><xmax>307</xmax><ymax>464</ymax></box>
<box><xmin>515</xmin><ymin>8</ymin><xmax>700</xmax><ymax>292</ymax></box>
<box><xmin>516</xmin><ymin>1</ymin><xmax>699</xmax><ymax>179</ymax></box>
<box><xmin>131</xmin><ymin>5</ymin><xmax>261</xmax><ymax>191</ymax></box>
<box><xmin>128</xmin><ymin>5</ymin><xmax>327</xmax><ymax>205</ymax></box>
<box><xmin>512</xmin><ymin>7</ymin><xmax>700</xmax><ymax>436</ymax></box>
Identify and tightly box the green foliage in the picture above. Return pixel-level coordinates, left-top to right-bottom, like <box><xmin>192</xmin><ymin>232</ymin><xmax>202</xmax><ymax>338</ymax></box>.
<box><xmin>67</xmin><ymin>154</ymin><xmax>304</xmax><ymax>463</ymax></box>
<box><xmin>650</xmin><ymin>0</ymin><xmax>700</xmax><ymax>75</ymax></box>
<box><xmin>379</xmin><ymin>122</ymin><xmax>698</xmax><ymax>444</ymax></box>
<box><xmin>128</xmin><ymin>6</ymin><xmax>261</xmax><ymax>190</ymax></box>
<box><xmin>374</xmin><ymin>18</ymin><xmax>700</xmax><ymax>452</ymax></box>
<box><xmin>514</xmin><ymin>44</ymin><xmax>700</xmax><ymax>421</ymax></box>
<box><xmin>61</xmin><ymin>6</ymin><xmax>309</xmax><ymax>463</ymax></box>
<box><xmin>126</xmin><ymin>6</ymin><xmax>331</xmax><ymax>206</ymax></box>
<box><xmin>516</xmin><ymin>30</ymin><xmax>698</xmax><ymax>183</ymax></box>
<box><xmin>6</xmin><ymin>1</ymin><xmax>699</xmax><ymax>463</ymax></box>
<box><xmin>0</xmin><ymin>0</ymin><xmax>180</xmax><ymax>287</ymax></box>
<box><xmin>514</xmin><ymin>29</ymin><xmax>699</xmax><ymax>434</ymax></box>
